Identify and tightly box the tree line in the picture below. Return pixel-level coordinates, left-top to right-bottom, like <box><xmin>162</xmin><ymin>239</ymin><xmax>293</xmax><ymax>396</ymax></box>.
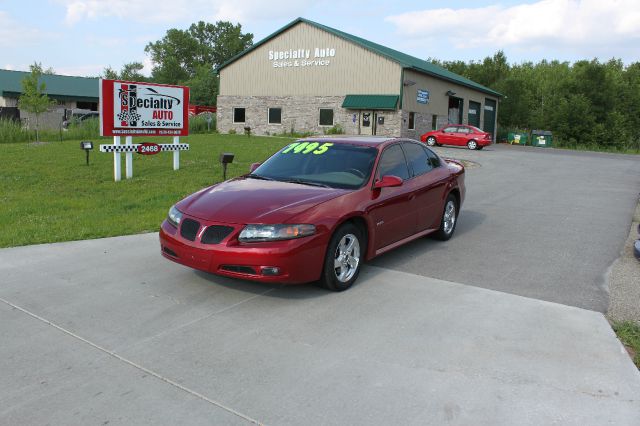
<box><xmin>432</xmin><ymin>51</ymin><xmax>640</xmax><ymax>150</ymax></box>
<box><xmin>104</xmin><ymin>21</ymin><xmax>253</xmax><ymax>106</ymax></box>
<box><xmin>107</xmin><ymin>25</ymin><xmax>639</xmax><ymax>150</ymax></box>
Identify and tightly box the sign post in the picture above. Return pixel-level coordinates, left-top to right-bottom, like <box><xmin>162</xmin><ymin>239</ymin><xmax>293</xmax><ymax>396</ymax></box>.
<box><xmin>99</xmin><ymin>79</ymin><xmax>190</xmax><ymax>181</ymax></box>
<box><xmin>113</xmin><ymin>136</ymin><xmax>121</xmax><ymax>181</ymax></box>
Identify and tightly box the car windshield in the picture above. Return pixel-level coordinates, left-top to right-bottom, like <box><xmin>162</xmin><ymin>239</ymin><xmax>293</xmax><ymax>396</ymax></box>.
<box><xmin>251</xmin><ymin>141</ymin><xmax>378</xmax><ymax>189</ymax></box>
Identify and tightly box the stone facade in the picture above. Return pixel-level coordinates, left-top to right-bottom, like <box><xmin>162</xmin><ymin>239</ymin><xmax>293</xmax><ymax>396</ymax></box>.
<box><xmin>217</xmin><ymin>95</ymin><xmax>402</xmax><ymax>137</ymax></box>
<box><xmin>399</xmin><ymin>111</ymin><xmax>448</xmax><ymax>141</ymax></box>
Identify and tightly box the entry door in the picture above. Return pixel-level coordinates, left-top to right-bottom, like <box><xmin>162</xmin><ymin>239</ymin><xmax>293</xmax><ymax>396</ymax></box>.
<box><xmin>361</xmin><ymin>111</ymin><xmax>373</xmax><ymax>135</ymax></box>
<box><xmin>468</xmin><ymin>101</ymin><xmax>481</xmax><ymax>127</ymax></box>
<box><xmin>483</xmin><ymin>99</ymin><xmax>496</xmax><ymax>140</ymax></box>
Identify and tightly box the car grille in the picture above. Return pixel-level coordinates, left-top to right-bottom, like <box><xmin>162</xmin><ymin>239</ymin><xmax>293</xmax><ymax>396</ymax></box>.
<box><xmin>201</xmin><ymin>225</ymin><xmax>234</xmax><ymax>244</ymax></box>
<box><xmin>180</xmin><ymin>218</ymin><xmax>200</xmax><ymax>241</ymax></box>
<box><xmin>221</xmin><ymin>265</ymin><xmax>257</xmax><ymax>275</ymax></box>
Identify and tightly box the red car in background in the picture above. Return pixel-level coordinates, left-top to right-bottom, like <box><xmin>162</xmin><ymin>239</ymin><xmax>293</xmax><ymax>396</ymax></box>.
<box><xmin>421</xmin><ymin>124</ymin><xmax>492</xmax><ymax>150</ymax></box>
<box><xmin>160</xmin><ymin>137</ymin><xmax>466</xmax><ymax>291</ymax></box>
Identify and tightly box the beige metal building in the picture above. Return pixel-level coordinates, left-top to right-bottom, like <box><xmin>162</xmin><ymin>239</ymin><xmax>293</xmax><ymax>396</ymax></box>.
<box><xmin>216</xmin><ymin>18</ymin><xmax>501</xmax><ymax>140</ymax></box>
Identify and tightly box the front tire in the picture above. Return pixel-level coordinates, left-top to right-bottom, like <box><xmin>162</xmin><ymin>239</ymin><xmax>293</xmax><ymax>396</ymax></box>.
<box><xmin>467</xmin><ymin>140</ymin><xmax>478</xmax><ymax>150</ymax></box>
<box><xmin>317</xmin><ymin>224</ymin><xmax>364</xmax><ymax>291</ymax></box>
<box><xmin>433</xmin><ymin>194</ymin><xmax>458</xmax><ymax>241</ymax></box>
<box><xmin>426</xmin><ymin>136</ymin><xmax>437</xmax><ymax>147</ymax></box>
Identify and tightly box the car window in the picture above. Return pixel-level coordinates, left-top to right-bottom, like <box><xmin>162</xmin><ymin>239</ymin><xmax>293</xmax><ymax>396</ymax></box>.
<box><xmin>443</xmin><ymin>127</ymin><xmax>457</xmax><ymax>133</ymax></box>
<box><xmin>425</xmin><ymin>148</ymin><xmax>441</xmax><ymax>168</ymax></box>
<box><xmin>376</xmin><ymin>144</ymin><xmax>410</xmax><ymax>181</ymax></box>
<box><xmin>402</xmin><ymin>142</ymin><xmax>433</xmax><ymax>177</ymax></box>
<box><xmin>456</xmin><ymin>127</ymin><xmax>470</xmax><ymax>134</ymax></box>
<box><xmin>254</xmin><ymin>142</ymin><xmax>378</xmax><ymax>189</ymax></box>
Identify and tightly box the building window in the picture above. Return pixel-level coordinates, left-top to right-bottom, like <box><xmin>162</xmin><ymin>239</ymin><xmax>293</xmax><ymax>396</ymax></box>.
<box><xmin>319</xmin><ymin>108</ymin><xmax>333</xmax><ymax>126</ymax></box>
<box><xmin>408</xmin><ymin>112</ymin><xmax>415</xmax><ymax>130</ymax></box>
<box><xmin>432</xmin><ymin>114</ymin><xmax>438</xmax><ymax>130</ymax></box>
<box><xmin>233</xmin><ymin>108</ymin><xmax>245</xmax><ymax>123</ymax></box>
<box><xmin>268</xmin><ymin>108</ymin><xmax>282</xmax><ymax>124</ymax></box>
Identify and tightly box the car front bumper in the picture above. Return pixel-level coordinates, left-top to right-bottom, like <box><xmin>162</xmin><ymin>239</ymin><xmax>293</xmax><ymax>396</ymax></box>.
<box><xmin>159</xmin><ymin>219</ymin><xmax>328</xmax><ymax>284</ymax></box>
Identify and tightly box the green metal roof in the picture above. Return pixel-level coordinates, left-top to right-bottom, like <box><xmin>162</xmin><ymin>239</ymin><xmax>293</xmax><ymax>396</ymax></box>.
<box><xmin>0</xmin><ymin>69</ymin><xmax>98</xmax><ymax>100</ymax></box>
<box><xmin>342</xmin><ymin>94</ymin><xmax>399</xmax><ymax>110</ymax></box>
<box><xmin>217</xmin><ymin>18</ymin><xmax>502</xmax><ymax>98</ymax></box>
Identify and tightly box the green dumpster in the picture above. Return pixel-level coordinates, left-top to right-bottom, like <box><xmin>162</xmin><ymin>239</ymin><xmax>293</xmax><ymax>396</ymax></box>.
<box><xmin>508</xmin><ymin>132</ymin><xmax>528</xmax><ymax>145</ymax></box>
<box><xmin>531</xmin><ymin>130</ymin><xmax>552</xmax><ymax>147</ymax></box>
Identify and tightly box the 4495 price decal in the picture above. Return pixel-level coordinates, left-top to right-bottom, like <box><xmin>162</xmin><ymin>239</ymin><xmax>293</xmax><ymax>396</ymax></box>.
<box><xmin>282</xmin><ymin>142</ymin><xmax>333</xmax><ymax>155</ymax></box>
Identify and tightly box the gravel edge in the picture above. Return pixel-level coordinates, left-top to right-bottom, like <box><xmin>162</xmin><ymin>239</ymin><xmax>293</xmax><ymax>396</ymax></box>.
<box><xmin>606</xmin><ymin>196</ymin><xmax>640</xmax><ymax>324</ymax></box>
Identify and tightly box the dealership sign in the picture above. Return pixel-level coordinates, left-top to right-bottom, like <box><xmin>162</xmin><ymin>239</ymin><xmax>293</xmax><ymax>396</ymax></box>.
<box><xmin>99</xmin><ymin>79</ymin><xmax>190</xmax><ymax>182</ymax></box>
<box><xmin>100</xmin><ymin>80</ymin><xmax>189</xmax><ymax>136</ymax></box>
<box><xmin>269</xmin><ymin>47</ymin><xmax>336</xmax><ymax>68</ymax></box>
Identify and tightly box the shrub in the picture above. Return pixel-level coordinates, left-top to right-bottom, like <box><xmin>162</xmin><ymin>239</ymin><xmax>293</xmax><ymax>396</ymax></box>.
<box><xmin>189</xmin><ymin>114</ymin><xmax>216</xmax><ymax>134</ymax></box>
<box><xmin>228</xmin><ymin>128</ymin><xmax>236</xmax><ymax>134</ymax></box>
<box><xmin>0</xmin><ymin>118</ymin><xmax>30</xmax><ymax>143</ymax></box>
<box><xmin>324</xmin><ymin>123</ymin><xmax>344</xmax><ymax>135</ymax></box>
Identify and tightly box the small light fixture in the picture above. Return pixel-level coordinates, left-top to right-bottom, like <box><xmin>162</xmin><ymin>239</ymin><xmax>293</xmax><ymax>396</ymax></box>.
<box><xmin>80</xmin><ymin>140</ymin><xmax>93</xmax><ymax>165</ymax></box>
<box><xmin>446</xmin><ymin>90</ymin><xmax>456</xmax><ymax>96</ymax></box>
<box><xmin>219</xmin><ymin>152</ymin><xmax>235</xmax><ymax>180</ymax></box>
<box><xmin>403</xmin><ymin>80</ymin><xmax>416</xmax><ymax>87</ymax></box>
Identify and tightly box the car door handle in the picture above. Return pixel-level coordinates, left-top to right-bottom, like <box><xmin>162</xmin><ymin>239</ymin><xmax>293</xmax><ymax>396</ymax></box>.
<box><xmin>409</xmin><ymin>194</ymin><xmax>416</xmax><ymax>201</ymax></box>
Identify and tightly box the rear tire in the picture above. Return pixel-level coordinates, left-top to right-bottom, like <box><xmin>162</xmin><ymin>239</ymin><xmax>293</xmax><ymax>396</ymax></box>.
<box><xmin>467</xmin><ymin>140</ymin><xmax>478</xmax><ymax>150</ymax></box>
<box><xmin>433</xmin><ymin>194</ymin><xmax>458</xmax><ymax>241</ymax></box>
<box><xmin>316</xmin><ymin>223</ymin><xmax>364</xmax><ymax>291</ymax></box>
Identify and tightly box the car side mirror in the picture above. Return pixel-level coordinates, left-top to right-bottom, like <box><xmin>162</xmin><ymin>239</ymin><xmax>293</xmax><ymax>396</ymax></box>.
<box><xmin>374</xmin><ymin>175</ymin><xmax>403</xmax><ymax>189</ymax></box>
<box><xmin>249</xmin><ymin>162</ymin><xmax>261</xmax><ymax>173</ymax></box>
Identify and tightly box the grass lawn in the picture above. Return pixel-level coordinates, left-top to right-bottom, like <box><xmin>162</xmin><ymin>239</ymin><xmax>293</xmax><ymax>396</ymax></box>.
<box><xmin>613</xmin><ymin>321</ymin><xmax>640</xmax><ymax>369</ymax></box>
<box><xmin>0</xmin><ymin>133</ymin><xmax>294</xmax><ymax>248</ymax></box>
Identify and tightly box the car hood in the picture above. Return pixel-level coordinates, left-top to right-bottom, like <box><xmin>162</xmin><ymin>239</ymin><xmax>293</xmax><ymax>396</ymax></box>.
<box><xmin>177</xmin><ymin>177</ymin><xmax>349</xmax><ymax>224</ymax></box>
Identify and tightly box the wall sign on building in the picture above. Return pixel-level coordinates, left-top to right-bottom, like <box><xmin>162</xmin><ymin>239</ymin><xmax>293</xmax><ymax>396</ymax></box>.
<box><xmin>99</xmin><ymin>79</ymin><xmax>190</xmax><ymax>182</ymax></box>
<box><xmin>417</xmin><ymin>89</ymin><xmax>430</xmax><ymax>104</ymax></box>
<box><xmin>269</xmin><ymin>47</ymin><xmax>336</xmax><ymax>68</ymax></box>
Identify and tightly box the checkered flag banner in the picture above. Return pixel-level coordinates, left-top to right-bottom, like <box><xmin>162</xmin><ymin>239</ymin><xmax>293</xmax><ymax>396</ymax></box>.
<box><xmin>100</xmin><ymin>143</ymin><xmax>190</xmax><ymax>153</ymax></box>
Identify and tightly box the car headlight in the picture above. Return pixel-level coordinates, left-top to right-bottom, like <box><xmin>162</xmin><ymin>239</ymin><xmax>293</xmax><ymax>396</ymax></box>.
<box><xmin>239</xmin><ymin>224</ymin><xmax>316</xmax><ymax>242</ymax></box>
<box><xmin>167</xmin><ymin>205</ymin><xmax>183</xmax><ymax>228</ymax></box>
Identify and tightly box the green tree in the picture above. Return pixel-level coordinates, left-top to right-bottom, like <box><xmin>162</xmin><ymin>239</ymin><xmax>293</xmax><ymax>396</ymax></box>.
<box><xmin>18</xmin><ymin>63</ymin><xmax>55</xmax><ymax>142</ymax></box>
<box><xmin>145</xmin><ymin>21</ymin><xmax>252</xmax><ymax>103</ymax></box>
<box><xmin>183</xmin><ymin>63</ymin><xmax>219</xmax><ymax>106</ymax></box>
<box><xmin>103</xmin><ymin>62</ymin><xmax>147</xmax><ymax>81</ymax></box>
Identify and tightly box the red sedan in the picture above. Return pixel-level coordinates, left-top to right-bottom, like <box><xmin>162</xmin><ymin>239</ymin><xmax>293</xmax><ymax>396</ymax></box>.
<box><xmin>160</xmin><ymin>137</ymin><xmax>465</xmax><ymax>291</ymax></box>
<box><xmin>420</xmin><ymin>125</ymin><xmax>492</xmax><ymax>150</ymax></box>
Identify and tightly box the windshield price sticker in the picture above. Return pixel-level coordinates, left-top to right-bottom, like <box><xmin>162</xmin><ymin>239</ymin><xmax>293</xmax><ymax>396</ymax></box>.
<box><xmin>282</xmin><ymin>142</ymin><xmax>333</xmax><ymax>155</ymax></box>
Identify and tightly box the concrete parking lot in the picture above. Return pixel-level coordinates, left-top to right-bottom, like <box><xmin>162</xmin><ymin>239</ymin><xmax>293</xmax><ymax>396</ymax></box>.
<box><xmin>1</xmin><ymin>144</ymin><xmax>640</xmax><ymax>425</ymax></box>
<box><xmin>373</xmin><ymin>144</ymin><xmax>640</xmax><ymax>312</ymax></box>
<box><xmin>1</xmin><ymin>233</ymin><xmax>639</xmax><ymax>425</ymax></box>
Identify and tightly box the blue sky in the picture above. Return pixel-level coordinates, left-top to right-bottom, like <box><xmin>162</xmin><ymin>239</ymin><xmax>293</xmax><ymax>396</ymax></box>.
<box><xmin>1</xmin><ymin>0</ymin><xmax>638</xmax><ymax>77</ymax></box>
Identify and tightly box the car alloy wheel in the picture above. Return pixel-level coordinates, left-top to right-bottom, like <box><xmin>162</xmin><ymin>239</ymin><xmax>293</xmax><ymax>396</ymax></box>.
<box><xmin>334</xmin><ymin>233</ymin><xmax>360</xmax><ymax>282</ymax></box>
<box><xmin>317</xmin><ymin>223</ymin><xmax>364</xmax><ymax>291</ymax></box>
<box><xmin>443</xmin><ymin>200</ymin><xmax>456</xmax><ymax>234</ymax></box>
<box><xmin>467</xmin><ymin>140</ymin><xmax>478</xmax><ymax>150</ymax></box>
<box><xmin>426</xmin><ymin>136</ymin><xmax>437</xmax><ymax>147</ymax></box>
<box><xmin>434</xmin><ymin>194</ymin><xmax>458</xmax><ymax>241</ymax></box>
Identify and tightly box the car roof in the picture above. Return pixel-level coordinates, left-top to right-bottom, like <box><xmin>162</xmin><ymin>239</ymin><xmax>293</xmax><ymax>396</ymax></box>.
<box><xmin>299</xmin><ymin>136</ymin><xmax>401</xmax><ymax>147</ymax></box>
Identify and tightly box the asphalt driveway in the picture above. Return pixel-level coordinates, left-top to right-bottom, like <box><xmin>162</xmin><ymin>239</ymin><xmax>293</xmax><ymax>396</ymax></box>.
<box><xmin>1</xmin><ymin>233</ymin><xmax>639</xmax><ymax>425</ymax></box>
<box><xmin>372</xmin><ymin>144</ymin><xmax>640</xmax><ymax>312</ymax></box>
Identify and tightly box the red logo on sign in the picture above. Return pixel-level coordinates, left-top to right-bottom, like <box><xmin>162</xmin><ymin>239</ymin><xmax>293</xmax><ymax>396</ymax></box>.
<box><xmin>137</xmin><ymin>142</ymin><xmax>161</xmax><ymax>155</ymax></box>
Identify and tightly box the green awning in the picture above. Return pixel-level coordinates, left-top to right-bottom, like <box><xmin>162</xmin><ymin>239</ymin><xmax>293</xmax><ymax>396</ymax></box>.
<box><xmin>342</xmin><ymin>94</ymin><xmax>399</xmax><ymax>110</ymax></box>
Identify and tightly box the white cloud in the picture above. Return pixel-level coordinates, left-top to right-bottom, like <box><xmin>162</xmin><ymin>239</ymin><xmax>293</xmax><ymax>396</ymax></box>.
<box><xmin>0</xmin><ymin>11</ymin><xmax>51</xmax><ymax>47</ymax></box>
<box><xmin>55</xmin><ymin>64</ymin><xmax>105</xmax><ymax>77</ymax></box>
<box><xmin>57</xmin><ymin>0</ymin><xmax>314</xmax><ymax>26</ymax></box>
<box><xmin>385</xmin><ymin>0</ymin><xmax>640</xmax><ymax>51</ymax></box>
